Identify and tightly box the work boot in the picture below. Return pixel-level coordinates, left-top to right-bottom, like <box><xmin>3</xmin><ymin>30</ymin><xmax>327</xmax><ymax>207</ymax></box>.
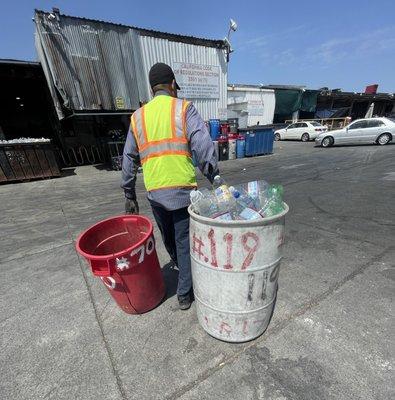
<box><xmin>178</xmin><ymin>293</ymin><xmax>192</xmax><ymax>310</ymax></box>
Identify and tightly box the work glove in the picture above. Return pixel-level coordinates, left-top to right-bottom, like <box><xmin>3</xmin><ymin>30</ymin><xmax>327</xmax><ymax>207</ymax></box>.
<box><xmin>125</xmin><ymin>198</ymin><xmax>139</xmax><ymax>215</ymax></box>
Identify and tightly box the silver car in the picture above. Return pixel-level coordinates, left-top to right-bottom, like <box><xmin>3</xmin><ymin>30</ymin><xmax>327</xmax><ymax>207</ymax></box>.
<box><xmin>315</xmin><ymin>117</ymin><xmax>394</xmax><ymax>147</ymax></box>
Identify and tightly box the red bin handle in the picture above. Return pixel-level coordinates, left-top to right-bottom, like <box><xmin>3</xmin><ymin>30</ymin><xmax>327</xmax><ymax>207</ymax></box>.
<box><xmin>90</xmin><ymin>259</ymin><xmax>113</xmax><ymax>277</ymax></box>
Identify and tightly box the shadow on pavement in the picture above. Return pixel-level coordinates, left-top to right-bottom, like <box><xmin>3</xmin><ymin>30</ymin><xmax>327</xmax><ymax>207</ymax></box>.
<box><xmin>162</xmin><ymin>260</ymin><xmax>178</xmax><ymax>299</ymax></box>
<box><xmin>93</xmin><ymin>163</ymin><xmax>114</xmax><ymax>171</ymax></box>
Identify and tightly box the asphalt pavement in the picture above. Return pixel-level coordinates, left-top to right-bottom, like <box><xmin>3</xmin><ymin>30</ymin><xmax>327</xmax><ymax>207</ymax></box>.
<box><xmin>0</xmin><ymin>141</ymin><xmax>394</xmax><ymax>400</ymax></box>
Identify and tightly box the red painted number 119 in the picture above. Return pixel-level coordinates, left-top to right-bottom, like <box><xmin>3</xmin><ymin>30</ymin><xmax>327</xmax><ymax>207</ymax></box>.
<box><xmin>193</xmin><ymin>229</ymin><xmax>259</xmax><ymax>271</ymax></box>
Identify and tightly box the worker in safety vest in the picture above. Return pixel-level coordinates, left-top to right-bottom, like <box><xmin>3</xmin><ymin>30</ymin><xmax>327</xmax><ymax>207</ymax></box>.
<box><xmin>121</xmin><ymin>63</ymin><xmax>218</xmax><ymax>310</ymax></box>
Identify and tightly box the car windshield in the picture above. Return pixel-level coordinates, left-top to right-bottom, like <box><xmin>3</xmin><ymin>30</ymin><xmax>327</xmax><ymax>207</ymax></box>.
<box><xmin>310</xmin><ymin>122</ymin><xmax>322</xmax><ymax>127</ymax></box>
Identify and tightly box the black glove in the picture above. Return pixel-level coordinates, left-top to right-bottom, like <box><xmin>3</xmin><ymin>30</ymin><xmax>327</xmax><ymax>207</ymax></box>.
<box><xmin>125</xmin><ymin>198</ymin><xmax>139</xmax><ymax>215</ymax></box>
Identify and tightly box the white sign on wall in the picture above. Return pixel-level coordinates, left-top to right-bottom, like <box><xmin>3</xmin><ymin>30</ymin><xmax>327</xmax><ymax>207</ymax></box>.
<box><xmin>173</xmin><ymin>62</ymin><xmax>220</xmax><ymax>99</ymax></box>
<box><xmin>247</xmin><ymin>99</ymin><xmax>264</xmax><ymax>117</ymax></box>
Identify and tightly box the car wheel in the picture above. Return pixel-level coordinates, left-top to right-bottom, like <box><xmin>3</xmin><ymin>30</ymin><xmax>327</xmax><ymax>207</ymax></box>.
<box><xmin>301</xmin><ymin>133</ymin><xmax>310</xmax><ymax>142</ymax></box>
<box><xmin>274</xmin><ymin>133</ymin><xmax>281</xmax><ymax>141</ymax></box>
<box><xmin>377</xmin><ymin>133</ymin><xmax>391</xmax><ymax>145</ymax></box>
<box><xmin>321</xmin><ymin>136</ymin><xmax>334</xmax><ymax>148</ymax></box>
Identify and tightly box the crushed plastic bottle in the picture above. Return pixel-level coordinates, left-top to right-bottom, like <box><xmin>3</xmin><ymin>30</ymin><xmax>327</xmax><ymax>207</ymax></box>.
<box><xmin>212</xmin><ymin>175</ymin><xmax>236</xmax><ymax>213</ymax></box>
<box><xmin>230</xmin><ymin>186</ymin><xmax>257</xmax><ymax>210</ymax></box>
<box><xmin>258</xmin><ymin>185</ymin><xmax>284</xmax><ymax>217</ymax></box>
<box><xmin>238</xmin><ymin>207</ymin><xmax>262</xmax><ymax>220</ymax></box>
<box><xmin>214</xmin><ymin>212</ymin><xmax>233</xmax><ymax>221</ymax></box>
<box><xmin>190</xmin><ymin>188</ymin><xmax>218</xmax><ymax>217</ymax></box>
<box><xmin>192</xmin><ymin>179</ymin><xmax>284</xmax><ymax>220</ymax></box>
<box><xmin>247</xmin><ymin>180</ymin><xmax>268</xmax><ymax>199</ymax></box>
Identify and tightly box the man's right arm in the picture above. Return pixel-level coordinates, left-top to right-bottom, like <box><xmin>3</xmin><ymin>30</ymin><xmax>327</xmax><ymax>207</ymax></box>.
<box><xmin>121</xmin><ymin>126</ymin><xmax>140</xmax><ymax>201</ymax></box>
<box><xmin>186</xmin><ymin>103</ymin><xmax>219</xmax><ymax>183</ymax></box>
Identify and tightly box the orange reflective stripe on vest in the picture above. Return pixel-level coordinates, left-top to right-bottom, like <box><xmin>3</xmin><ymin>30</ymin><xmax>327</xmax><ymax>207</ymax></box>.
<box><xmin>138</xmin><ymin>141</ymin><xmax>190</xmax><ymax>162</ymax></box>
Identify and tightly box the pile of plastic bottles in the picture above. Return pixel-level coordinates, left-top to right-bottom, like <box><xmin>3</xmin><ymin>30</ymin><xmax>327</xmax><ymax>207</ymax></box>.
<box><xmin>190</xmin><ymin>175</ymin><xmax>285</xmax><ymax>221</ymax></box>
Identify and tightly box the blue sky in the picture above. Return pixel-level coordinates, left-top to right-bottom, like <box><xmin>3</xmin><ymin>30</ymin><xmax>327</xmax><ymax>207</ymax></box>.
<box><xmin>1</xmin><ymin>0</ymin><xmax>394</xmax><ymax>92</ymax></box>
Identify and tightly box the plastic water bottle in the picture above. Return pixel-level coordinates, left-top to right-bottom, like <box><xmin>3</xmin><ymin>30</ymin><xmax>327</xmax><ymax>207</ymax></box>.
<box><xmin>228</xmin><ymin>187</ymin><xmax>262</xmax><ymax>220</ymax></box>
<box><xmin>214</xmin><ymin>212</ymin><xmax>233</xmax><ymax>221</ymax></box>
<box><xmin>259</xmin><ymin>185</ymin><xmax>284</xmax><ymax>217</ymax></box>
<box><xmin>244</xmin><ymin>180</ymin><xmax>268</xmax><ymax>197</ymax></box>
<box><xmin>212</xmin><ymin>175</ymin><xmax>236</xmax><ymax>213</ymax></box>
<box><xmin>238</xmin><ymin>207</ymin><xmax>262</xmax><ymax>220</ymax></box>
<box><xmin>247</xmin><ymin>180</ymin><xmax>269</xmax><ymax>208</ymax></box>
<box><xmin>230</xmin><ymin>186</ymin><xmax>257</xmax><ymax>210</ymax></box>
<box><xmin>190</xmin><ymin>189</ymin><xmax>218</xmax><ymax>217</ymax></box>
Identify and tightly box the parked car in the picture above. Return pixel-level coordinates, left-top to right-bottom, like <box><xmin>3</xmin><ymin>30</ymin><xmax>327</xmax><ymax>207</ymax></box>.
<box><xmin>315</xmin><ymin>117</ymin><xmax>394</xmax><ymax>147</ymax></box>
<box><xmin>274</xmin><ymin>121</ymin><xmax>328</xmax><ymax>142</ymax></box>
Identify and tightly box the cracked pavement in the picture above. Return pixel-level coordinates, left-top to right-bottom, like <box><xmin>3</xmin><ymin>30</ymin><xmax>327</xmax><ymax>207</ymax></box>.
<box><xmin>0</xmin><ymin>141</ymin><xmax>394</xmax><ymax>400</ymax></box>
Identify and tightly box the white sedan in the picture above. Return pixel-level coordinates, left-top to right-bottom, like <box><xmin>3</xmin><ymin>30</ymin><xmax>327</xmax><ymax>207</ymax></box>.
<box><xmin>274</xmin><ymin>121</ymin><xmax>328</xmax><ymax>142</ymax></box>
<box><xmin>315</xmin><ymin>117</ymin><xmax>394</xmax><ymax>147</ymax></box>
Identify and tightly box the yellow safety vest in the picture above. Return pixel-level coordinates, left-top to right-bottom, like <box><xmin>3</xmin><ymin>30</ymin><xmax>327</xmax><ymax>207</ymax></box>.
<box><xmin>131</xmin><ymin>95</ymin><xmax>197</xmax><ymax>191</ymax></box>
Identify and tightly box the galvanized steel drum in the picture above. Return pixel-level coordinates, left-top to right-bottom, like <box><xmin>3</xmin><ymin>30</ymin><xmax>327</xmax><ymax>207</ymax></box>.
<box><xmin>228</xmin><ymin>139</ymin><xmax>237</xmax><ymax>160</ymax></box>
<box><xmin>213</xmin><ymin>141</ymin><xmax>219</xmax><ymax>161</ymax></box>
<box><xmin>189</xmin><ymin>204</ymin><xmax>289</xmax><ymax>342</ymax></box>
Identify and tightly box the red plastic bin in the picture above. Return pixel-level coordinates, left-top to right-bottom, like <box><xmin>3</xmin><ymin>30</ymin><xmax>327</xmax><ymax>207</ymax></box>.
<box><xmin>76</xmin><ymin>215</ymin><xmax>165</xmax><ymax>314</ymax></box>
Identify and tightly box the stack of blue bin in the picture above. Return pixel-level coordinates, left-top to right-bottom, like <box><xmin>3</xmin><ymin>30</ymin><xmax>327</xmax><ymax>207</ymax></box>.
<box><xmin>209</xmin><ymin>119</ymin><xmax>220</xmax><ymax>140</ymax></box>
<box><xmin>207</xmin><ymin>120</ymin><xmax>275</xmax><ymax>161</ymax></box>
<box><xmin>239</xmin><ymin>125</ymin><xmax>275</xmax><ymax>157</ymax></box>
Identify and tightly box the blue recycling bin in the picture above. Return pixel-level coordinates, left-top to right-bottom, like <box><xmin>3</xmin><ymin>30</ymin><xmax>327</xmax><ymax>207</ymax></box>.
<box><xmin>243</xmin><ymin>126</ymin><xmax>274</xmax><ymax>157</ymax></box>
<box><xmin>236</xmin><ymin>136</ymin><xmax>245</xmax><ymax>158</ymax></box>
<box><xmin>209</xmin><ymin>119</ymin><xmax>220</xmax><ymax>140</ymax></box>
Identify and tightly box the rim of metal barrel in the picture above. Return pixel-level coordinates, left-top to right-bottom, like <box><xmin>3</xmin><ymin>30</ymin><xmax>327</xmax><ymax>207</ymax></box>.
<box><xmin>188</xmin><ymin>202</ymin><xmax>289</xmax><ymax>227</ymax></box>
<box><xmin>75</xmin><ymin>214</ymin><xmax>153</xmax><ymax>261</ymax></box>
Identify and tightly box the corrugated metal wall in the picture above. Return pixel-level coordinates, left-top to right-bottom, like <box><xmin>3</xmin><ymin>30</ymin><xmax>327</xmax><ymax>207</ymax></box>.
<box><xmin>137</xmin><ymin>35</ymin><xmax>228</xmax><ymax>120</ymax></box>
<box><xmin>228</xmin><ymin>87</ymin><xmax>276</xmax><ymax>126</ymax></box>
<box><xmin>34</xmin><ymin>11</ymin><xmax>228</xmax><ymax>121</ymax></box>
<box><xmin>35</xmin><ymin>12</ymin><xmax>142</xmax><ymax>119</ymax></box>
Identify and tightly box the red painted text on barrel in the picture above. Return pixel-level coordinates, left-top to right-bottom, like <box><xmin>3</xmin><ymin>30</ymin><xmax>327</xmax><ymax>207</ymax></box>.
<box><xmin>241</xmin><ymin>232</ymin><xmax>260</xmax><ymax>270</ymax></box>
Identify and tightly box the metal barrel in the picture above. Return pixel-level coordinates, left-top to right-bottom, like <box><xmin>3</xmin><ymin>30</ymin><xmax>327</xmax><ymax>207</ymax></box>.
<box><xmin>213</xmin><ymin>141</ymin><xmax>219</xmax><ymax>161</ymax></box>
<box><xmin>189</xmin><ymin>203</ymin><xmax>289</xmax><ymax>342</ymax></box>
<box><xmin>228</xmin><ymin>139</ymin><xmax>237</xmax><ymax>160</ymax></box>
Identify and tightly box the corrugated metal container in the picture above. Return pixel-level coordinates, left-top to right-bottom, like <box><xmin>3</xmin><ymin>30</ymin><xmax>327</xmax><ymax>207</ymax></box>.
<box><xmin>227</xmin><ymin>85</ymin><xmax>276</xmax><ymax>127</ymax></box>
<box><xmin>0</xmin><ymin>142</ymin><xmax>60</xmax><ymax>183</ymax></box>
<box><xmin>34</xmin><ymin>10</ymin><xmax>228</xmax><ymax>121</ymax></box>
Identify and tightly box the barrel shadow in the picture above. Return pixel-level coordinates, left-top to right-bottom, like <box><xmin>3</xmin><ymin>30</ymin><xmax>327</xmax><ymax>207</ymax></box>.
<box><xmin>162</xmin><ymin>261</ymin><xmax>179</xmax><ymax>299</ymax></box>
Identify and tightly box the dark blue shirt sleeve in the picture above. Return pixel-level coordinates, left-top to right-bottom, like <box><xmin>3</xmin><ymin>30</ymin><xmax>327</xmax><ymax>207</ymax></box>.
<box><xmin>121</xmin><ymin>126</ymin><xmax>140</xmax><ymax>199</ymax></box>
<box><xmin>186</xmin><ymin>103</ymin><xmax>219</xmax><ymax>183</ymax></box>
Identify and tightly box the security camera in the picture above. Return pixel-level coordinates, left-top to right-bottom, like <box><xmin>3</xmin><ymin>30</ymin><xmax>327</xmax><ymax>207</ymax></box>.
<box><xmin>230</xmin><ymin>19</ymin><xmax>238</xmax><ymax>32</ymax></box>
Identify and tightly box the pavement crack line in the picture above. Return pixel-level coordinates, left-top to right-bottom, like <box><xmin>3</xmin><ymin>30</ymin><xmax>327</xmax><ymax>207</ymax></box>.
<box><xmin>165</xmin><ymin>246</ymin><xmax>393</xmax><ymax>400</ymax></box>
<box><xmin>308</xmin><ymin>196</ymin><xmax>395</xmax><ymax>227</ymax></box>
<box><xmin>293</xmin><ymin>220</ymin><xmax>380</xmax><ymax>247</ymax></box>
<box><xmin>56</xmin><ymin>184</ymin><xmax>128</xmax><ymax>400</ymax></box>
<box><xmin>0</xmin><ymin>241</ymin><xmax>72</xmax><ymax>264</ymax></box>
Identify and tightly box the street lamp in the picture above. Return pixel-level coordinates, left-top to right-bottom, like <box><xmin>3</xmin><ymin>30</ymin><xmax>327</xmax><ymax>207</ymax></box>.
<box><xmin>228</xmin><ymin>18</ymin><xmax>238</xmax><ymax>39</ymax></box>
<box><xmin>225</xmin><ymin>18</ymin><xmax>238</xmax><ymax>62</ymax></box>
